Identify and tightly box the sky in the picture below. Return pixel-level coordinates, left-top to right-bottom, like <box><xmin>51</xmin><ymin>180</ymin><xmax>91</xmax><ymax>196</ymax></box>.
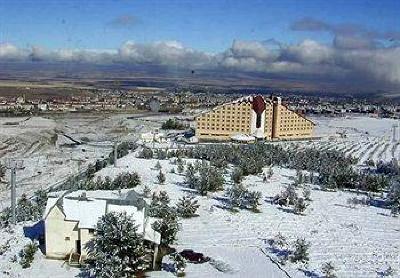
<box><xmin>1</xmin><ymin>0</ymin><xmax>400</xmax><ymax>90</ymax></box>
<box><xmin>1</xmin><ymin>0</ymin><xmax>400</xmax><ymax>52</ymax></box>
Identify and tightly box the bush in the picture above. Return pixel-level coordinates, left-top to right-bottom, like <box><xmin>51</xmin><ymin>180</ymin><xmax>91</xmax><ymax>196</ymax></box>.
<box><xmin>89</xmin><ymin>212</ymin><xmax>149</xmax><ymax>277</ymax></box>
<box><xmin>161</xmin><ymin>119</ymin><xmax>187</xmax><ymax>130</ymax></box>
<box><xmin>231</xmin><ymin>168</ymin><xmax>244</xmax><ymax>184</ymax></box>
<box><xmin>184</xmin><ymin>161</ymin><xmax>224</xmax><ymax>195</ymax></box>
<box><xmin>0</xmin><ymin>163</ymin><xmax>5</xmax><ymax>180</ymax></box>
<box><xmin>293</xmin><ymin>198</ymin><xmax>308</xmax><ymax>215</ymax></box>
<box><xmin>111</xmin><ymin>172</ymin><xmax>141</xmax><ymax>189</ymax></box>
<box><xmin>139</xmin><ymin>147</ymin><xmax>153</xmax><ymax>159</ymax></box>
<box><xmin>143</xmin><ymin>185</ymin><xmax>151</xmax><ymax>198</ymax></box>
<box><xmin>149</xmin><ymin>191</ymin><xmax>171</xmax><ymax>218</ymax></box>
<box><xmin>290</xmin><ymin>238</ymin><xmax>310</xmax><ymax>264</ymax></box>
<box><xmin>225</xmin><ymin>184</ymin><xmax>262</xmax><ymax>212</ymax></box>
<box><xmin>157</xmin><ymin>170</ymin><xmax>166</xmax><ymax>184</ymax></box>
<box><xmin>152</xmin><ymin>209</ymin><xmax>179</xmax><ymax>245</ymax></box>
<box><xmin>19</xmin><ymin>241</ymin><xmax>38</xmax><ymax>268</ymax></box>
<box><xmin>321</xmin><ymin>262</ymin><xmax>337</xmax><ymax>278</ymax></box>
<box><xmin>155</xmin><ymin>161</ymin><xmax>162</xmax><ymax>170</ymax></box>
<box><xmin>176</xmin><ymin>196</ymin><xmax>199</xmax><ymax>218</ymax></box>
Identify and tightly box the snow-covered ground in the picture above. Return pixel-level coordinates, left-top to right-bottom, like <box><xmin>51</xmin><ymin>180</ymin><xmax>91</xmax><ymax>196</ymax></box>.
<box><xmin>0</xmin><ymin>113</ymin><xmax>162</xmax><ymax>209</ymax></box>
<box><xmin>1</xmin><ymin>114</ymin><xmax>400</xmax><ymax>277</ymax></box>
<box><xmin>92</xmin><ymin>153</ymin><xmax>400</xmax><ymax>278</ymax></box>
<box><xmin>309</xmin><ymin>116</ymin><xmax>400</xmax><ymax>165</ymax></box>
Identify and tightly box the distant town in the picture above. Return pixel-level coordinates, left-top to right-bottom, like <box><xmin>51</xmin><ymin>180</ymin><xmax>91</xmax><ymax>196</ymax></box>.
<box><xmin>2</xmin><ymin>85</ymin><xmax>400</xmax><ymax>119</ymax></box>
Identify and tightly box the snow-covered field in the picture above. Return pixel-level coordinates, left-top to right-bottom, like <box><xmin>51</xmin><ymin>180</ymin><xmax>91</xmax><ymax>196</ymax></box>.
<box><xmin>0</xmin><ymin>113</ymin><xmax>163</xmax><ymax>209</ymax></box>
<box><xmin>307</xmin><ymin>116</ymin><xmax>400</xmax><ymax>165</ymax></box>
<box><xmin>1</xmin><ymin>114</ymin><xmax>400</xmax><ymax>277</ymax></box>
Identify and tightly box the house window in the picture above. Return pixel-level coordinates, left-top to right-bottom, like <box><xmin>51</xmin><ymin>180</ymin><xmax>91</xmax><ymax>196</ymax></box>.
<box><xmin>65</xmin><ymin>237</ymin><xmax>70</xmax><ymax>241</ymax></box>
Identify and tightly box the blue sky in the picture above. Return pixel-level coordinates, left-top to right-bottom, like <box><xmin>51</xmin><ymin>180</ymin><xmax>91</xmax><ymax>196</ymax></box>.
<box><xmin>1</xmin><ymin>0</ymin><xmax>400</xmax><ymax>52</ymax></box>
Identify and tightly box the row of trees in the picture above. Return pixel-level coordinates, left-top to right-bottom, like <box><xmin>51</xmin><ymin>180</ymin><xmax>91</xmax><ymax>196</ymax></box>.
<box><xmin>166</xmin><ymin>143</ymin><xmax>391</xmax><ymax>192</ymax></box>
<box><xmin>57</xmin><ymin>172</ymin><xmax>141</xmax><ymax>192</ymax></box>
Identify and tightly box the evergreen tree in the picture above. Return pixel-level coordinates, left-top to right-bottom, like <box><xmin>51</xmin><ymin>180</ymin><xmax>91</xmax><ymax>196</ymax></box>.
<box><xmin>176</xmin><ymin>196</ymin><xmax>199</xmax><ymax>218</ymax></box>
<box><xmin>273</xmin><ymin>233</ymin><xmax>287</xmax><ymax>249</ymax></box>
<box><xmin>149</xmin><ymin>191</ymin><xmax>171</xmax><ymax>218</ymax></box>
<box><xmin>197</xmin><ymin>162</ymin><xmax>224</xmax><ymax>195</ymax></box>
<box><xmin>155</xmin><ymin>161</ymin><xmax>162</xmax><ymax>170</ymax></box>
<box><xmin>177</xmin><ymin>162</ymin><xmax>185</xmax><ymax>174</ymax></box>
<box><xmin>0</xmin><ymin>163</ymin><xmax>6</xmax><ymax>181</ymax></box>
<box><xmin>267</xmin><ymin>167</ymin><xmax>274</xmax><ymax>179</ymax></box>
<box><xmin>231</xmin><ymin>167</ymin><xmax>243</xmax><ymax>184</ymax></box>
<box><xmin>143</xmin><ymin>185</ymin><xmax>151</xmax><ymax>198</ymax></box>
<box><xmin>282</xmin><ymin>184</ymin><xmax>299</xmax><ymax>205</ymax></box>
<box><xmin>86</xmin><ymin>163</ymin><xmax>96</xmax><ymax>179</ymax></box>
<box><xmin>225</xmin><ymin>184</ymin><xmax>262</xmax><ymax>212</ymax></box>
<box><xmin>152</xmin><ymin>209</ymin><xmax>179</xmax><ymax>245</ymax></box>
<box><xmin>388</xmin><ymin>179</ymin><xmax>400</xmax><ymax>216</ymax></box>
<box><xmin>17</xmin><ymin>194</ymin><xmax>35</xmax><ymax>222</ymax></box>
<box><xmin>139</xmin><ymin>147</ymin><xmax>153</xmax><ymax>159</ymax></box>
<box><xmin>294</xmin><ymin>198</ymin><xmax>308</xmax><ymax>215</ymax></box>
<box><xmin>170</xmin><ymin>252</ymin><xmax>186</xmax><ymax>276</ymax></box>
<box><xmin>89</xmin><ymin>212</ymin><xmax>148</xmax><ymax>277</ymax></box>
<box><xmin>321</xmin><ymin>262</ymin><xmax>337</xmax><ymax>278</ymax></box>
<box><xmin>303</xmin><ymin>186</ymin><xmax>311</xmax><ymax>201</ymax></box>
<box><xmin>157</xmin><ymin>170</ymin><xmax>166</xmax><ymax>184</ymax></box>
<box><xmin>111</xmin><ymin>172</ymin><xmax>141</xmax><ymax>189</ymax></box>
<box><xmin>184</xmin><ymin>163</ymin><xmax>198</xmax><ymax>189</ymax></box>
<box><xmin>294</xmin><ymin>170</ymin><xmax>304</xmax><ymax>186</ymax></box>
<box><xmin>19</xmin><ymin>241</ymin><xmax>38</xmax><ymax>268</ymax></box>
<box><xmin>291</xmin><ymin>238</ymin><xmax>310</xmax><ymax>264</ymax></box>
<box><xmin>33</xmin><ymin>189</ymin><xmax>48</xmax><ymax>218</ymax></box>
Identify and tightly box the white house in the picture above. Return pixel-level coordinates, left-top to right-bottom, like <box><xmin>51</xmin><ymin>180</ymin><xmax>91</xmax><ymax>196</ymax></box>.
<box><xmin>43</xmin><ymin>190</ymin><xmax>161</xmax><ymax>265</ymax></box>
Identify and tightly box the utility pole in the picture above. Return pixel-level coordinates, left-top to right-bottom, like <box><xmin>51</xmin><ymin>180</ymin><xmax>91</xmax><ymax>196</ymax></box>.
<box><xmin>5</xmin><ymin>159</ymin><xmax>24</xmax><ymax>225</ymax></box>
<box><xmin>393</xmin><ymin>124</ymin><xmax>397</xmax><ymax>143</ymax></box>
<box><xmin>114</xmin><ymin>142</ymin><xmax>118</xmax><ymax>167</ymax></box>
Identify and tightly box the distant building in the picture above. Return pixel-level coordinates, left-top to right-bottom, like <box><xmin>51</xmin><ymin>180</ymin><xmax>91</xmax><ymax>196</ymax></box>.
<box><xmin>195</xmin><ymin>95</ymin><xmax>315</xmax><ymax>141</ymax></box>
<box><xmin>43</xmin><ymin>190</ymin><xmax>160</xmax><ymax>265</ymax></box>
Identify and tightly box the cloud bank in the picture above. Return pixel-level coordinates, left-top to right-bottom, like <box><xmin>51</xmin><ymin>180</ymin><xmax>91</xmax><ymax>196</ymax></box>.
<box><xmin>1</xmin><ymin>18</ymin><xmax>400</xmax><ymax>88</ymax></box>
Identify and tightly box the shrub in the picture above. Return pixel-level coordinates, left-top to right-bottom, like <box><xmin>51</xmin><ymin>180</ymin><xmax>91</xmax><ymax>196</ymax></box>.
<box><xmin>89</xmin><ymin>212</ymin><xmax>149</xmax><ymax>277</ymax></box>
<box><xmin>157</xmin><ymin>170</ymin><xmax>166</xmax><ymax>184</ymax></box>
<box><xmin>139</xmin><ymin>147</ymin><xmax>153</xmax><ymax>159</ymax></box>
<box><xmin>19</xmin><ymin>242</ymin><xmax>38</xmax><ymax>268</ymax></box>
<box><xmin>161</xmin><ymin>119</ymin><xmax>186</xmax><ymax>130</ymax></box>
<box><xmin>176</xmin><ymin>196</ymin><xmax>199</xmax><ymax>218</ymax></box>
<box><xmin>152</xmin><ymin>209</ymin><xmax>179</xmax><ymax>245</ymax></box>
<box><xmin>149</xmin><ymin>191</ymin><xmax>171</xmax><ymax>218</ymax></box>
<box><xmin>231</xmin><ymin>168</ymin><xmax>243</xmax><ymax>184</ymax></box>
<box><xmin>290</xmin><ymin>238</ymin><xmax>310</xmax><ymax>264</ymax></box>
<box><xmin>111</xmin><ymin>172</ymin><xmax>141</xmax><ymax>189</ymax></box>
<box><xmin>293</xmin><ymin>198</ymin><xmax>308</xmax><ymax>215</ymax></box>
<box><xmin>225</xmin><ymin>183</ymin><xmax>262</xmax><ymax>212</ymax></box>
<box><xmin>321</xmin><ymin>262</ymin><xmax>337</xmax><ymax>278</ymax></box>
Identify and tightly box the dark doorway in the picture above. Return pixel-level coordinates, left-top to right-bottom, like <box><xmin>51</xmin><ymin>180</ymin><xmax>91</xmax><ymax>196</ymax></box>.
<box><xmin>76</xmin><ymin>240</ymin><xmax>81</xmax><ymax>254</ymax></box>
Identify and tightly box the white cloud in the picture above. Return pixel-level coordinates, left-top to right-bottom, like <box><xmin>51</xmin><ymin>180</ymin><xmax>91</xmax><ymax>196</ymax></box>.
<box><xmin>0</xmin><ymin>43</ymin><xmax>27</xmax><ymax>60</ymax></box>
<box><xmin>0</xmin><ymin>39</ymin><xmax>400</xmax><ymax>88</ymax></box>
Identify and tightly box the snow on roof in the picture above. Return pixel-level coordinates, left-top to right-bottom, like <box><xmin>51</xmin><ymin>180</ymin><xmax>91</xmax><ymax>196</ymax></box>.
<box><xmin>63</xmin><ymin>197</ymin><xmax>107</xmax><ymax>229</ymax></box>
<box><xmin>43</xmin><ymin>197</ymin><xmax>58</xmax><ymax>219</ymax></box>
<box><xmin>43</xmin><ymin>190</ymin><xmax>160</xmax><ymax>244</ymax></box>
<box><xmin>107</xmin><ymin>203</ymin><xmax>145</xmax><ymax>232</ymax></box>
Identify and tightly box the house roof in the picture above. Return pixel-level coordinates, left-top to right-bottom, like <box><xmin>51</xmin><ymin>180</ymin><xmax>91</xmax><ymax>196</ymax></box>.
<box><xmin>43</xmin><ymin>189</ymin><xmax>160</xmax><ymax>244</ymax></box>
